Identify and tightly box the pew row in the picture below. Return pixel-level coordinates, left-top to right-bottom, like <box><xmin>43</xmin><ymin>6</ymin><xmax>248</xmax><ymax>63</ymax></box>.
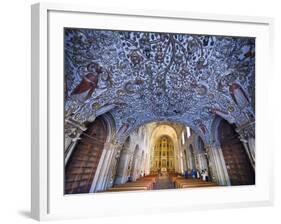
<box><xmin>174</xmin><ymin>178</ymin><xmax>218</xmax><ymax>188</ymax></box>
<box><xmin>104</xmin><ymin>175</ymin><xmax>157</xmax><ymax>192</ymax></box>
<box><xmin>106</xmin><ymin>186</ymin><xmax>148</xmax><ymax>192</ymax></box>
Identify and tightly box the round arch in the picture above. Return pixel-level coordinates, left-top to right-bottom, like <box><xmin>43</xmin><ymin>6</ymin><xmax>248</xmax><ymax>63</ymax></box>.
<box><xmin>210</xmin><ymin>115</ymin><xmax>224</xmax><ymax>147</ymax></box>
<box><xmin>217</xmin><ymin>118</ymin><xmax>255</xmax><ymax>185</ymax></box>
<box><xmin>117</xmin><ymin>117</ymin><xmax>207</xmax><ymax>145</ymax></box>
<box><xmin>152</xmin><ymin>135</ymin><xmax>176</xmax><ymax>173</ymax></box>
<box><xmin>149</xmin><ymin>124</ymin><xmax>182</xmax><ymax>173</ymax></box>
<box><xmin>88</xmin><ymin>113</ymin><xmax>117</xmax><ymax>193</ymax></box>
<box><xmin>65</xmin><ymin>114</ymin><xmax>115</xmax><ymax>194</ymax></box>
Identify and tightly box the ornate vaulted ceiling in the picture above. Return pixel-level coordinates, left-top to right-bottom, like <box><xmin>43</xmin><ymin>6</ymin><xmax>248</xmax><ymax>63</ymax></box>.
<box><xmin>64</xmin><ymin>28</ymin><xmax>255</xmax><ymax>143</ymax></box>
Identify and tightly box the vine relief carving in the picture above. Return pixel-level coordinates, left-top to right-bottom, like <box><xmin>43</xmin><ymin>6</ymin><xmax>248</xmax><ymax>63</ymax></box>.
<box><xmin>64</xmin><ymin>28</ymin><xmax>255</xmax><ymax>142</ymax></box>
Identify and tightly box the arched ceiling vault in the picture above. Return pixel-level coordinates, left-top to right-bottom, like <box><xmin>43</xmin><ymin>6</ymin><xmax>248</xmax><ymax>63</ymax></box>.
<box><xmin>151</xmin><ymin>124</ymin><xmax>178</xmax><ymax>142</ymax></box>
<box><xmin>149</xmin><ymin>124</ymin><xmax>180</xmax><ymax>154</ymax></box>
<box><xmin>64</xmin><ymin>28</ymin><xmax>255</xmax><ymax>143</ymax></box>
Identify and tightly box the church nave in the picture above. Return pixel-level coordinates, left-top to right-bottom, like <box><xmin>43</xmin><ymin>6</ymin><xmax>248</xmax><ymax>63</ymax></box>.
<box><xmin>65</xmin><ymin>119</ymin><xmax>254</xmax><ymax>194</ymax></box>
<box><xmin>64</xmin><ymin>28</ymin><xmax>256</xmax><ymax>195</ymax></box>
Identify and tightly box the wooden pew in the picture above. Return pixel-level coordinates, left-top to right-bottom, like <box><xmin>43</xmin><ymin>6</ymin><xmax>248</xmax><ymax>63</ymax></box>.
<box><xmin>175</xmin><ymin>179</ymin><xmax>202</xmax><ymax>187</ymax></box>
<box><xmin>123</xmin><ymin>181</ymin><xmax>154</xmax><ymax>190</ymax></box>
<box><xmin>105</xmin><ymin>175</ymin><xmax>156</xmax><ymax>192</ymax></box>
<box><xmin>180</xmin><ymin>183</ymin><xmax>217</xmax><ymax>188</ymax></box>
<box><xmin>174</xmin><ymin>177</ymin><xmax>217</xmax><ymax>188</ymax></box>
<box><xmin>170</xmin><ymin>175</ymin><xmax>184</xmax><ymax>184</ymax></box>
<box><xmin>139</xmin><ymin>176</ymin><xmax>157</xmax><ymax>184</ymax></box>
<box><xmin>177</xmin><ymin>180</ymin><xmax>217</xmax><ymax>188</ymax></box>
<box><xmin>175</xmin><ymin>180</ymin><xmax>200</xmax><ymax>188</ymax></box>
<box><xmin>137</xmin><ymin>175</ymin><xmax>157</xmax><ymax>184</ymax></box>
<box><xmin>106</xmin><ymin>186</ymin><xmax>148</xmax><ymax>192</ymax></box>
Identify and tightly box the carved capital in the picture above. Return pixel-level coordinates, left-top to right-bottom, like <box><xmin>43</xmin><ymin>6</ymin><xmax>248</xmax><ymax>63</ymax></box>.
<box><xmin>205</xmin><ymin>144</ymin><xmax>212</xmax><ymax>150</ymax></box>
<box><xmin>103</xmin><ymin>141</ymin><xmax>123</xmax><ymax>152</ymax></box>
<box><xmin>204</xmin><ymin>144</ymin><xmax>214</xmax><ymax>153</ymax></box>
<box><xmin>115</xmin><ymin>150</ymin><xmax>122</xmax><ymax>159</ymax></box>
<box><xmin>103</xmin><ymin>142</ymin><xmax>115</xmax><ymax>149</ymax></box>
<box><xmin>236</xmin><ymin>121</ymin><xmax>255</xmax><ymax>140</ymax></box>
<box><xmin>65</xmin><ymin>117</ymin><xmax>87</xmax><ymax>131</ymax></box>
<box><xmin>205</xmin><ymin>142</ymin><xmax>220</xmax><ymax>152</ymax></box>
<box><xmin>65</xmin><ymin>125</ymin><xmax>81</xmax><ymax>141</ymax></box>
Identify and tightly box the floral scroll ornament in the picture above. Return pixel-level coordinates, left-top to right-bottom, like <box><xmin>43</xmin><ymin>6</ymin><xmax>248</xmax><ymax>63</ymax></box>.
<box><xmin>64</xmin><ymin>29</ymin><xmax>255</xmax><ymax>136</ymax></box>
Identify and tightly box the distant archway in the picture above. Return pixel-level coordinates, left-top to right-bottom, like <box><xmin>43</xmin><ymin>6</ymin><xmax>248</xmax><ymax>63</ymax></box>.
<box><xmin>149</xmin><ymin>123</ymin><xmax>183</xmax><ymax>173</ymax></box>
<box><xmin>151</xmin><ymin>136</ymin><xmax>175</xmax><ymax>173</ymax></box>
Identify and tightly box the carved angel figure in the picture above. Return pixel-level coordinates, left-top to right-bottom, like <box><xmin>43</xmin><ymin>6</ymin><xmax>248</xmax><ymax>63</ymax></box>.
<box><xmin>229</xmin><ymin>82</ymin><xmax>250</xmax><ymax>109</ymax></box>
<box><xmin>71</xmin><ymin>73</ymin><xmax>99</xmax><ymax>100</ymax></box>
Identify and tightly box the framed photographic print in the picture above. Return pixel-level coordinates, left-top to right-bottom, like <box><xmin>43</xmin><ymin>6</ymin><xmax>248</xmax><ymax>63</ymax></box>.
<box><xmin>31</xmin><ymin>2</ymin><xmax>274</xmax><ymax>221</ymax></box>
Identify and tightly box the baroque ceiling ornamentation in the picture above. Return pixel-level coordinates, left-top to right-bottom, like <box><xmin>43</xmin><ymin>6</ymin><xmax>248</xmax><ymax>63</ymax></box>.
<box><xmin>64</xmin><ymin>28</ymin><xmax>255</xmax><ymax>143</ymax></box>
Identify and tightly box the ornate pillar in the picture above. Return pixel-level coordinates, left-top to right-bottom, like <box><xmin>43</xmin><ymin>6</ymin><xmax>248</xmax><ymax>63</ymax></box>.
<box><xmin>196</xmin><ymin>153</ymin><xmax>208</xmax><ymax>171</ymax></box>
<box><xmin>205</xmin><ymin>144</ymin><xmax>231</xmax><ymax>186</ymax></box>
<box><xmin>236</xmin><ymin>122</ymin><xmax>255</xmax><ymax>170</ymax></box>
<box><xmin>114</xmin><ymin>148</ymin><xmax>133</xmax><ymax>185</ymax></box>
<box><xmin>89</xmin><ymin>142</ymin><xmax>122</xmax><ymax>192</ymax></box>
<box><xmin>182</xmin><ymin>150</ymin><xmax>188</xmax><ymax>172</ymax></box>
<box><xmin>144</xmin><ymin>153</ymin><xmax>150</xmax><ymax>175</ymax></box>
<box><xmin>105</xmin><ymin>143</ymin><xmax>123</xmax><ymax>188</ymax></box>
<box><xmin>131</xmin><ymin>152</ymin><xmax>142</xmax><ymax>181</ymax></box>
<box><xmin>64</xmin><ymin>118</ymin><xmax>87</xmax><ymax>164</ymax></box>
<box><xmin>186</xmin><ymin>148</ymin><xmax>193</xmax><ymax>170</ymax></box>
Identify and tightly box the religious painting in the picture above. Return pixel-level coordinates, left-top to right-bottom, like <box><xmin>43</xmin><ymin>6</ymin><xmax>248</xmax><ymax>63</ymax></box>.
<box><xmin>64</xmin><ymin>28</ymin><xmax>255</xmax><ymax>194</ymax></box>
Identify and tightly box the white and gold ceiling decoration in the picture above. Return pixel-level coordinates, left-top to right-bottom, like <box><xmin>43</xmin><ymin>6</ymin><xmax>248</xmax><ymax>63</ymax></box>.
<box><xmin>64</xmin><ymin>28</ymin><xmax>255</xmax><ymax>143</ymax></box>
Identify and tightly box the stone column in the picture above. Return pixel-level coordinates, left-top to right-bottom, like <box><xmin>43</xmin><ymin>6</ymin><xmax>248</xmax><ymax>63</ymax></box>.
<box><xmin>89</xmin><ymin>142</ymin><xmax>122</xmax><ymax>192</ymax></box>
<box><xmin>205</xmin><ymin>144</ymin><xmax>230</xmax><ymax>186</ymax></box>
<box><xmin>196</xmin><ymin>153</ymin><xmax>208</xmax><ymax>171</ymax></box>
<box><xmin>131</xmin><ymin>152</ymin><xmax>142</xmax><ymax>181</ymax></box>
<box><xmin>114</xmin><ymin>148</ymin><xmax>132</xmax><ymax>185</ymax></box>
<box><xmin>144</xmin><ymin>153</ymin><xmax>150</xmax><ymax>175</ymax></box>
<box><xmin>236</xmin><ymin>122</ymin><xmax>255</xmax><ymax>170</ymax></box>
<box><xmin>104</xmin><ymin>143</ymin><xmax>123</xmax><ymax>189</ymax></box>
<box><xmin>64</xmin><ymin>118</ymin><xmax>86</xmax><ymax>164</ymax></box>
<box><xmin>186</xmin><ymin>148</ymin><xmax>193</xmax><ymax>170</ymax></box>
<box><xmin>64</xmin><ymin>136</ymin><xmax>79</xmax><ymax>165</ymax></box>
<box><xmin>182</xmin><ymin>151</ymin><xmax>188</xmax><ymax>172</ymax></box>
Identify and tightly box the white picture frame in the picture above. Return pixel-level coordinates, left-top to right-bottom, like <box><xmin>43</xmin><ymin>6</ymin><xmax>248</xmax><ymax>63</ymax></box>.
<box><xmin>31</xmin><ymin>2</ymin><xmax>274</xmax><ymax>221</ymax></box>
